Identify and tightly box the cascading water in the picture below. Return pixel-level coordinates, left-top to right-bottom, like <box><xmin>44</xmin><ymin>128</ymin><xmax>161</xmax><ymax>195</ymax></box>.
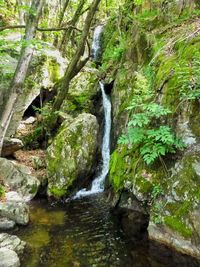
<box><xmin>75</xmin><ymin>81</ymin><xmax>111</xmax><ymax>198</ymax></box>
<box><xmin>74</xmin><ymin>25</ymin><xmax>111</xmax><ymax>198</ymax></box>
<box><xmin>91</xmin><ymin>25</ymin><xmax>104</xmax><ymax>61</ymax></box>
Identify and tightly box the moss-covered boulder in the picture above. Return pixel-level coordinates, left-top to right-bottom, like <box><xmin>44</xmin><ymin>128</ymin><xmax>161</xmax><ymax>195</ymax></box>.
<box><xmin>61</xmin><ymin>66</ymin><xmax>99</xmax><ymax>116</ymax></box>
<box><xmin>47</xmin><ymin>113</ymin><xmax>99</xmax><ymax>198</ymax></box>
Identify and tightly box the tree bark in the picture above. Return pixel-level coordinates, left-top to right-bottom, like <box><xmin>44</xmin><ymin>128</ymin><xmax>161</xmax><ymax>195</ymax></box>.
<box><xmin>52</xmin><ymin>0</ymin><xmax>101</xmax><ymax>112</ymax></box>
<box><xmin>59</xmin><ymin>0</ymin><xmax>86</xmax><ymax>54</ymax></box>
<box><xmin>0</xmin><ymin>0</ymin><xmax>46</xmax><ymax>155</ymax></box>
<box><xmin>53</xmin><ymin>0</ymin><xmax>70</xmax><ymax>47</ymax></box>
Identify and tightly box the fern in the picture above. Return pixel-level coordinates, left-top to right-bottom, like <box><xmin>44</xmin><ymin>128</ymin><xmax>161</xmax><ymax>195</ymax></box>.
<box><xmin>118</xmin><ymin>70</ymin><xmax>185</xmax><ymax>165</ymax></box>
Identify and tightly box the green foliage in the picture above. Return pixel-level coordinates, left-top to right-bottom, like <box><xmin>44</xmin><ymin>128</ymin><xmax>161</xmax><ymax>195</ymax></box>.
<box><xmin>0</xmin><ymin>185</ymin><xmax>6</xmax><ymax>199</ymax></box>
<box><xmin>176</xmin><ymin>55</ymin><xmax>200</xmax><ymax>101</ymax></box>
<box><xmin>118</xmin><ymin>70</ymin><xmax>185</xmax><ymax>165</ymax></box>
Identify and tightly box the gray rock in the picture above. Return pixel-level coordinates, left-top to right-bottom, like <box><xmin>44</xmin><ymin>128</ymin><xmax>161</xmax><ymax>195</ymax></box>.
<box><xmin>0</xmin><ymin>233</ymin><xmax>26</xmax><ymax>267</ymax></box>
<box><xmin>2</xmin><ymin>138</ymin><xmax>23</xmax><ymax>157</ymax></box>
<box><xmin>0</xmin><ymin>218</ymin><xmax>15</xmax><ymax>230</ymax></box>
<box><xmin>0</xmin><ymin>158</ymin><xmax>40</xmax><ymax>201</ymax></box>
<box><xmin>0</xmin><ymin>233</ymin><xmax>26</xmax><ymax>254</ymax></box>
<box><xmin>0</xmin><ymin>192</ymin><xmax>29</xmax><ymax>225</ymax></box>
<box><xmin>0</xmin><ymin>248</ymin><xmax>20</xmax><ymax>267</ymax></box>
<box><xmin>148</xmin><ymin>222</ymin><xmax>200</xmax><ymax>258</ymax></box>
<box><xmin>47</xmin><ymin>113</ymin><xmax>99</xmax><ymax>197</ymax></box>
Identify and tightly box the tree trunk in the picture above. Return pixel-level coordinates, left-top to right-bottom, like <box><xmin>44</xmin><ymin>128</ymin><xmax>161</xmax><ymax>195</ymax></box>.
<box><xmin>0</xmin><ymin>0</ymin><xmax>46</xmax><ymax>155</ymax></box>
<box><xmin>53</xmin><ymin>0</ymin><xmax>70</xmax><ymax>47</ymax></box>
<box><xmin>59</xmin><ymin>0</ymin><xmax>86</xmax><ymax>54</ymax></box>
<box><xmin>52</xmin><ymin>0</ymin><xmax>101</xmax><ymax>112</ymax></box>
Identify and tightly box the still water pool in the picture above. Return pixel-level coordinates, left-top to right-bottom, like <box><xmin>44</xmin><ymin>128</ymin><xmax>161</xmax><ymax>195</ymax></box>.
<box><xmin>12</xmin><ymin>194</ymin><xmax>200</xmax><ymax>267</ymax></box>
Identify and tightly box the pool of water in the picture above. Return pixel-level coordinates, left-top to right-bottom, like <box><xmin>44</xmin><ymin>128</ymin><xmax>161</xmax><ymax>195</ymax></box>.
<box><xmin>12</xmin><ymin>194</ymin><xmax>200</xmax><ymax>267</ymax></box>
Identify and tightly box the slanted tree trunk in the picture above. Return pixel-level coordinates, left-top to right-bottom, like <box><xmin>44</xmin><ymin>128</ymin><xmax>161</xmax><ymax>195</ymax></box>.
<box><xmin>52</xmin><ymin>0</ymin><xmax>101</xmax><ymax>113</ymax></box>
<box><xmin>0</xmin><ymin>0</ymin><xmax>46</xmax><ymax>155</ymax></box>
<box><xmin>59</xmin><ymin>0</ymin><xmax>86</xmax><ymax>54</ymax></box>
<box><xmin>53</xmin><ymin>0</ymin><xmax>70</xmax><ymax>47</ymax></box>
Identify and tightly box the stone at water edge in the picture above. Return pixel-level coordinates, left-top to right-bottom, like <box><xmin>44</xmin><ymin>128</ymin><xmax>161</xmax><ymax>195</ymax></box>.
<box><xmin>0</xmin><ymin>191</ymin><xmax>29</xmax><ymax>225</ymax></box>
<box><xmin>0</xmin><ymin>157</ymin><xmax>40</xmax><ymax>201</ymax></box>
<box><xmin>0</xmin><ymin>233</ymin><xmax>26</xmax><ymax>267</ymax></box>
<box><xmin>0</xmin><ymin>218</ymin><xmax>15</xmax><ymax>230</ymax></box>
<box><xmin>0</xmin><ymin>248</ymin><xmax>20</xmax><ymax>267</ymax></box>
<box><xmin>0</xmin><ymin>233</ymin><xmax>26</xmax><ymax>254</ymax></box>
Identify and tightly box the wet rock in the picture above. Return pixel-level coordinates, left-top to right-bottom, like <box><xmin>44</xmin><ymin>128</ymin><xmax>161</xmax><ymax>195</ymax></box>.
<box><xmin>2</xmin><ymin>138</ymin><xmax>23</xmax><ymax>157</ymax></box>
<box><xmin>0</xmin><ymin>248</ymin><xmax>20</xmax><ymax>267</ymax></box>
<box><xmin>0</xmin><ymin>157</ymin><xmax>40</xmax><ymax>201</ymax></box>
<box><xmin>0</xmin><ymin>192</ymin><xmax>29</xmax><ymax>225</ymax></box>
<box><xmin>47</xmin><ymin>113</ymin><xmax>99</xmax><ymax>198</ymax></box>
<box><xmin>148</xmin><ymin>222</ymin><xmax>200</xmax><ymax>258</ymax></box>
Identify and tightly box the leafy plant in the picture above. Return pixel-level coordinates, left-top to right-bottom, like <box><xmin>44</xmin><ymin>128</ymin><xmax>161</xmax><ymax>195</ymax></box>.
<box><xmin>176</xmin><ymin>57</ymin><xmax>200</xmax><ymax>101</ymax></box>
<box><xmin>118</xmin><ymin>70</ymin><xmax>185</xmax><ymax>165</ymax></box>
<box><xmin>0</xmin><ymin>185</ymin><xmax>6</xmax><ymax>199</ymax></box>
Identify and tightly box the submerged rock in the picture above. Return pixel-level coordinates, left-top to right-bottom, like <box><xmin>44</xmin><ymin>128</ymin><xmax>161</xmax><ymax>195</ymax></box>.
<box><xmin>0</xmin><ymin>157</ymin><xmax>40</xmax><ymax>201</ymax></box>
<box><xmin>47</xmin><ymin>113</ymin><xmax>99</xmax><ymax>198</ymax></box>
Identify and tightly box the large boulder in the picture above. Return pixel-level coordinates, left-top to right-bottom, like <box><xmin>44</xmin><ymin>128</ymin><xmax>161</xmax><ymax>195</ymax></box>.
<box><xmin>0</xmin><ymin>157</ymin><xmax>40</xmax><ymax>201</ymax></box>
<box><xmin>0</xmin><ymin>33</ymin><xmax>66</xmax><ymax>137</ymax></box>
<box><xmin>47</xmin><ymin>113</ymin><xmax>99</xmax><ymax>198</ymax></box>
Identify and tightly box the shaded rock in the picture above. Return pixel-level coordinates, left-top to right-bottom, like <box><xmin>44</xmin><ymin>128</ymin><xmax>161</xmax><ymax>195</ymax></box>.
<box><xmin>0</xmin><ymin>192</ymin><xmax>29</xmax><ymax>225</ymax></box>
<box><xmin>0</xmin><ymin>248</ymin><xmax>20</xmax><ymax>267</ymax></box>
<box><xmin>47</xmin><ymin>113</ymin><xmax>99</xmax><ymax>198</ymax></box>
<box><xmin>0</xmin><ymin>157</ymin><xmax>40</xmax><ymax>201</ymax></box>
<box><xmin>2</xmin><ymin>138</ymin><xmax>23</xmax><ymax>157</ymax></box>
<box><xmin>0</xmin><ymin>218</ymin><xmax>15</xmax><ymax>230</ymax></box>
<box><xmin>148</xmin><ymin>222</ymin><xmax>200</xmax><ymax>259</ymax></box>
<box><xmin>23</xmin><ymin>116</ymin><xmax>36</xmax><ymax>124</ymax></box>
<box><xmin>0</xmin><ymin>233</ymin><xmax>26</xmax><ymax>254</ymax></box>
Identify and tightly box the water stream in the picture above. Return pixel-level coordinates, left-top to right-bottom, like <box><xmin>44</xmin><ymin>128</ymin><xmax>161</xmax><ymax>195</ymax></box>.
<box><xmin>75</xmin><ymin>81</ymin><xmax>111</xmax><ymax>198</ymax></box>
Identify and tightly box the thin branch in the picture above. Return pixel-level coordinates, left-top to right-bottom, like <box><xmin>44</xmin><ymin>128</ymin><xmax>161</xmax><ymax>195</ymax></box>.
<box><xmin>0</xmin><ymin>25</ymin><xmax>82</xmax><ymax>32</ymax></box>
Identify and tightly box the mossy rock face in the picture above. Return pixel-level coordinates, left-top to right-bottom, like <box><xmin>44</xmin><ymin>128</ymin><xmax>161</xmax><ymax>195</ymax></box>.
<box><xmin>47</xmin><ymin>113</ymin><xmax>99</xmax><ymax>198</ymax></box>
<box><xmin>61</xmin><ymin>67</ymin><xmax>99</xmax><ymax>116</ymax></box>
<box><xmin>148</xmin><ymin>150</ymin><xmax>200</xmax><ymax>247</ymax></box>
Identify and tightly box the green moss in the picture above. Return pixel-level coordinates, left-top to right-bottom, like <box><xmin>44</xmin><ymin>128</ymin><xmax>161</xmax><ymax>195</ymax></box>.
<box><xmin>48</xmin><ymin>59</ymin><xmax>61</xmax><ymax>83</ymax></box>
<box><xmin>49</xmin><ymin>187</ymin><xmax>67</xmax><ymax>198</ymax></box>
<box><xmin>165</xmin><ymin>216</ymin><xmax>193</xmax><ymax>238</ymax></box>
<box><xmin>109</xmin><ymin>147</ymin><xmax>128</xmax><ymax>192</ymax></box>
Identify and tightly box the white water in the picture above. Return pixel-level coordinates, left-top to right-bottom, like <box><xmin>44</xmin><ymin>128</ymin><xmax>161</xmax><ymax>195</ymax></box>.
<box><xmin>91</xmin><ymin>25</ymin><xmax>104</xmax><ymax>61</ymax></box>
<box><xmin>74</xmin><ymin>82</ymin><xmax>112</xmax><ymax>198</ymax></box>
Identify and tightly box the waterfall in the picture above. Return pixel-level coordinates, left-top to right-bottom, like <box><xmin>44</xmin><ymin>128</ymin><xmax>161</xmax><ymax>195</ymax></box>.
<box><xmin>74</xmin><ymin>81</ymin><xmax>111</xmax><ymax>198</ymax></box>
<box><xmin>74</xmin><ymin>25</ymin><xmax>111</xmax><ymax>199</ymax></box>
<box><xmin>91</xmin><ymin>25</ymin><xmax>104</xmax><ymax>62</ymax></box>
